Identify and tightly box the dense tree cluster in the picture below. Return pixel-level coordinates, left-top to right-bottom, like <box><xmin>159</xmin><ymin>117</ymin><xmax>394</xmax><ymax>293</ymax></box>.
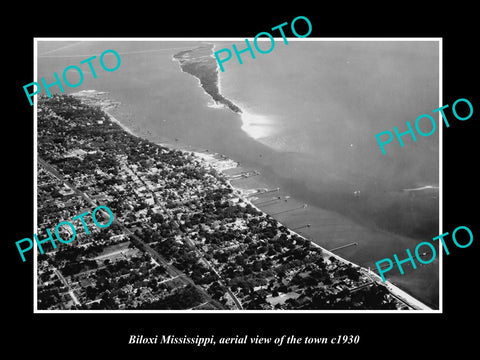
<box><xmin>36</xmin><ymin>95</ymin><xmax>402</xmax><ymax>311</ymax></box>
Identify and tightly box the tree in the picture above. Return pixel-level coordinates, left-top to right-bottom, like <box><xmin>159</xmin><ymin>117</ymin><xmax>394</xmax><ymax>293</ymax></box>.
<box><xmin>285</xmin><ymin>297</ymin><xmax>300</xmax><ymax>309</ymax></box>
<box><xmin>252</xmin><ymin>260</ymin><xmax>262</xmax><ymax>272</ymax></box>
<box><xmin>37</xmin><ymin>253</ymin><xmax>49</xmax><ymax>262</ymax></box>
<box><xmin>323</xmin><ymin>276</ymin><xmax>332</xmax><ymax>285</ymax></box>
<box><xmin>151</xmin><ymin>213</ymin><xmax>164</xmax><ymax>223</ymax></box>
<box><xmin>235</xmin><ymin>254</ymin><xmax>246</xmax><ymax>266</ymax></box>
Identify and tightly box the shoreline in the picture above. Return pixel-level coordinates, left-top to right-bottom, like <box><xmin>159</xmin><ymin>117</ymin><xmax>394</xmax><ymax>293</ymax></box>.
<box><xmin>172</xmin><ymin>43</ymin><xmax>276</xmax><ymax>142</ymax></box>
<box><xmin>172</xmin><ymin>43</ymin><xmax>243</xmax><ymax>114</ymax></box>
<box><xmin>72</xmin><ymin>89</ymin><xmax>433</xmax><ymax>311</ymax></box>
<box><xmin>208</xmin><ymin>44</ymin><xmax>276</xmax><ymax>142</ymax></box>
<box><xmin>189</xmin><ymin>150</ymin><xmax>433</xmax><ymax>311</ymax></box>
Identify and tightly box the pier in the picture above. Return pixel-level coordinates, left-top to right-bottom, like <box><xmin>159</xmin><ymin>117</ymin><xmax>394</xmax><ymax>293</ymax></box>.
<box><xmin>328</xmin><ymin>242</ymin><xmax>358</xmax><ymax>252</ymax></box>
<box><xmin>255</xmin><ymin>196</ymin><xmax>281</xmax><ymax>205</ymax></box>
<box><xmin>292</xmin><ymin>224</ymin><xmax>311</xmax><ymax>231</ymax></box>
<box><xmin>369</xmin><ymin>264</ymin><xmax>391</xmax><ymax>272</ymax></box>
<box><xmin>228</xmin><ymin>170</ymin><xmax>260</xmax><ymax>180</ymax></box>
<box><xmin>257</xmin><ymin>187</ymin><xmax>280</xmax><ymax>195</ymax></box>
<box><xmin>270</xmin><ymin>203</ymin><xmax>307</xmax><ymax>216</ymax></box>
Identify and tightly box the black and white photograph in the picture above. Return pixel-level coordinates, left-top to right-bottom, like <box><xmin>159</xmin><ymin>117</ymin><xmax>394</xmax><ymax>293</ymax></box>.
<box><xmin>33</xmin><ymin>38</ymin><xmax>440</xmax><ymax>312</ymax></box>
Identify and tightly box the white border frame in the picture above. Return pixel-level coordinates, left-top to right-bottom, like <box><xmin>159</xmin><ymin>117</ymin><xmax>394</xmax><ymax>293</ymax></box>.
<box><xmin>33</xmin><ymin>37</ymin><xmax>443</xmax><ymax>314</ymax></box>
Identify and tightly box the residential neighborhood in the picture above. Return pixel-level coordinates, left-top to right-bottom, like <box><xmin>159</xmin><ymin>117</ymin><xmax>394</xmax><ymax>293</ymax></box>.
<box><xmin>36</xmin><ymin>94</ymin><xmax>407</xmax><ymax>310</ymax></box>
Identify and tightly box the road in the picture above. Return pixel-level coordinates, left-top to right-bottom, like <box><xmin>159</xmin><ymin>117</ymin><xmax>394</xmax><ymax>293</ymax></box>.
<box><xmin>38</xmin><ymin>157</ymin><xmax>95</xmax><ymax>206</ymax></box>
<box><xmin>38</xmin><ymin>157</ymin><xmax>225</xmax><ymax>310</ymax></box>
<box><xmin>185</xmin><ymin>237</ymin><xmax>243</xmax><ymax>310</ymax></box>
<box><xmin>348</xmin><ymin>281</ymin><xmax>374</xmax><ymax>293</ymax></box>
<box><xmin>93</xmin><ymin>249</ymin><xmax>128</xmax><ymax>261</ymax></box>
<box><xmin>53</xmin><ymin>268</ymin><xmax>81</xmax><ymax>306</ymax></box>
<box><xmin>121</xmin><ymin>225</ymin><xmax>225</xmax><ymax>309</ymax></box>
